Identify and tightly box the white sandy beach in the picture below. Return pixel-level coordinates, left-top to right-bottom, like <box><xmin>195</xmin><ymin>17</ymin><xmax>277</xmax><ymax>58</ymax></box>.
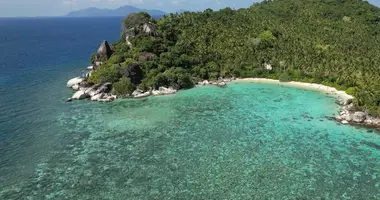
<box><xmin>233</xmin><ymin>78</ymin><xmax>354</xmax><ymax>103</ymax></box>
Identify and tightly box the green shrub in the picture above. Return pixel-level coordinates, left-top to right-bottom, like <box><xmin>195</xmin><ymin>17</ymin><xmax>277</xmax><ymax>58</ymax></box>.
<box><xmin>108</xmin><ymin>54</ymin><xmax>125</xmax><ymax>64</ymax></box>
<box><xmin>88</xmin><ymin>64</ymin><xmax>121</xmax><ymax>84</ymax></box>
<box><xmin>279</xmin><ymin>72</ymin><xmax>291</xmax><ymax>82</ymax></box>
<box><xmin>90</xmin><ymin>52</ymin><xmax>97</xmax><ymax>64</ymax></box>
<box><xmin>345</xmin><ymin>87</ymin><xmax>356</xmax><ymax>95</ymax></box>
<box><xmin>112</xmin><ymin>77</ymin><xmax>135</xmax><ymax>95</ymax></box>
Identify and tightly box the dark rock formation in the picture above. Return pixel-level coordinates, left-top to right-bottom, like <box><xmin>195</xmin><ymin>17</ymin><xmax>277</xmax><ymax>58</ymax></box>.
<box><xmin>120</xmin><ymin>63</ymin><xmax>144</xmax><ymax>85</ymax></box>
<box><xmin>138</xmin><ymin>52</ymin><xmax>156</xmax><ymax>62</ymax></box>
<box><xmin>97</xmin><ymin>40</ymin><xmax>113</xmax><ymax>59</ymax></box>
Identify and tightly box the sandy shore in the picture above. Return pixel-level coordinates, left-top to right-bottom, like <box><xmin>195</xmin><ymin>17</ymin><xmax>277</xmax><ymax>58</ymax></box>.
<box><xmin>233</xmin><ymin>78</ymin><xmax>354</xmax><ymax>103</ymax></box>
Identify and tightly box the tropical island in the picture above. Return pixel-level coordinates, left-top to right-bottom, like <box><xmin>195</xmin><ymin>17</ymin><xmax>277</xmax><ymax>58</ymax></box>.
<box><xmin>66</xmin><ymin>0</ymin><xmax>380</xmax><ymax>128</ymax></box>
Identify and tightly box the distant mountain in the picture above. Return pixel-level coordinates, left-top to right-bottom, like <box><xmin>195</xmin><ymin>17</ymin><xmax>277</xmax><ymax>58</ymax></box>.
<box><xmin>66</xmin><ymin>5</ymin><xmax>167</xmax><ymax>18</ymax></box>
<box><xmin>175</xmin><ymin>9</ymin><xmax>189</xmax><ymax>14</ymax></box>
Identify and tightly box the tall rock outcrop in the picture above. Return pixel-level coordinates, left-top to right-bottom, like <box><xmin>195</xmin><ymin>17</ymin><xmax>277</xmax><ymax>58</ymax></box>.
<box><xmin>97</xmin><ymin>40</ymin><xmax>112</xmax><ymax>59</ymax></box>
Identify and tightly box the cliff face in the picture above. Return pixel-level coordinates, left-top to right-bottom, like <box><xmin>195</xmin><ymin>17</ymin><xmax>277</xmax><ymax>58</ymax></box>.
<box><xmin>124</xmin><ymin>22</ymin><xmax>158</xmax><ymax>46</ymax></box>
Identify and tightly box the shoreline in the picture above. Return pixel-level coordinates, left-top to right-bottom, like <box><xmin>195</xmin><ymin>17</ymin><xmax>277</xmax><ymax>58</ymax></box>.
<box><xmin>231</xmin><ymin>78</ymin><xmax>380</xmax><ymax>129</ymax></box>
<box><xmin>232</xmin><ymin>78</ymin><xmax>354</xmax><ymax>103</ymax></box>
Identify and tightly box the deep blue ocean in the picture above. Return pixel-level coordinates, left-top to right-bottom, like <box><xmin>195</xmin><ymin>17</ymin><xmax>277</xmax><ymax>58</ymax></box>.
<box><xmin>0</xmin><ymin>17</ymin><xmax>379</xmax><ymax>199</ymax></box>
<box><xmin>0</xmin><ymin>17</ymin><xmax>121</xmax><ymax>189</ymax></box>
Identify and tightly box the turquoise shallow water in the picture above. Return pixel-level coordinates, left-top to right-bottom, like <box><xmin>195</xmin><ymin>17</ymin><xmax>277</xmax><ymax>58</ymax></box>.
<box><xmin>1</xmin><ymin>83</ymin><xmax>379</xmax><ymax>199</ymax></box>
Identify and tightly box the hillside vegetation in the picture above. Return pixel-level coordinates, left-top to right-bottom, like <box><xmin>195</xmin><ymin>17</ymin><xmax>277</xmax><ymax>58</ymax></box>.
<box><xmin>88</xmin><ymin>0</ymin><xmax>380</xmax><ymax>115</ymax></box>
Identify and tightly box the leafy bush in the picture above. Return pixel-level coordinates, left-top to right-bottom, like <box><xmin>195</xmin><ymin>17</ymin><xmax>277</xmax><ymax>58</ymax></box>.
<box><xmin>88</xmin><ymin>64</ymin><xmax>121</xmax><ymax>84</ymax></box>
<box><xmin>108</xmin><ymin>54</ymin><xmax>125</xmax><ymax>64</ymax></box>
<box><xmin>279</xmin><ymin>72</ymin><xmax>291</xmax><ymax>82</ymax></box>
<box><xmin>112</xmin><ymin>77</ymin><xmax>135</xmax><ymax>95</ymax></box>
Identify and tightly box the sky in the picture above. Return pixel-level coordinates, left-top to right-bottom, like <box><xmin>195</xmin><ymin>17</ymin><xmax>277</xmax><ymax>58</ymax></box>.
<box><xmin>0</xmin><ymin>0</ymin><xmax>379</xmax><ymax>17</ymax></box>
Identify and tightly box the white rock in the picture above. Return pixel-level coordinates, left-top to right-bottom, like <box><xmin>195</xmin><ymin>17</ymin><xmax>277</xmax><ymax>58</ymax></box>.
<box><xmin>202</xmin><ymin>80</ymin><xmax>209</xmax><ymax>85</ymax></box>
<box><xmin>79</xmin><ymin>87</ymin><xmax>88</xmax><ymax>92</ymax></box>
<box><xmin>353</xmin><ymin>112</ymin><xmax>367</xmax><ymax>123</ymax></box>
<box><xmin>132</xmin><ymin>90</ymin><xmax>142</xmax><ymax>96</ymax></box>
<box><xmin>345</xmin><ymin>114</ymin><xmax>353</xmax><ymax>122</ymax></box>
<box><xmin>67</xmin><ymin>77</ymin><xmax>86</xmax><ymax>88</ymax></box>
<box><xmin>87</xmin><ymin>66</ymin><xmax>94</xmax><ymax>70</ymax></box>
<box><xmin>72</xmin><ymin>84</ymin><xmax>80</xmax><ymax>91</ymax></box>
<box><xmin>134</xmin><ymin>92</ymin><xmax>151</xmax><ymax>98</ymax></box>
<box><xmin>91</xmin><ymin>93</ymin><xmax>103</xmax><ymax>101</ymax></box>
<box><xmin>341</xmin><ymin>120</ymin><xmax>349</xmax><ymax>124</ymax></box>
<box><xmin>151</xmin><ymin>90</ymin><xmax>161</xmax><ymax>96</ymax></box>
<box><xmin>159</xmin><ymin>87</ymin><xmax>177</xmax><ymax>95</ymax></box>
<box><xmin>84</xmin><ymin>84</ymin><xmax>101</xmax><ymax>97</ymax></box>
<box><xmin>364</xmin><ymin>119</ymin><xmax>373</xmax><ymax>125</ymax></box>
<box><xmin>217</xmin><ymin>82</ymin><xmax>226</xmax><ymax>87</ymax></box>
<box><xmin>72</xmin><ymin>91</ymin><xmax>89</xmax><ymax>100</ymax></box>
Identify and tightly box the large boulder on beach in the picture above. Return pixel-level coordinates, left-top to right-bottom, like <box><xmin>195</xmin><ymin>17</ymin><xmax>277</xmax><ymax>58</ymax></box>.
<box><xmin>353</xmin><ymin>112</ymin><xmax>367</xmax><ymax>123</ymax></box>
<box><xmin>97</xmin><ymin>40</ymin><xmax>112</xmax><ymax>59</ymax></box>
<box><xmin>152</xmin><ymin>87</ymin><xmax>177</xmax><ymax>96</ymax></box>
<box><xmin>72</xmin><ymin>91</ymin><xmax>89</xmax><ymax>100</ymax></box>
<box><xmin>67</xmin><ymin>77</ymin><xmax>86</xmax><ymax>88</ymax></box>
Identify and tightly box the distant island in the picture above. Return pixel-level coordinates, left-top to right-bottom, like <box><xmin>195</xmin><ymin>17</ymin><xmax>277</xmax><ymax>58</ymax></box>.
<box><xmin>66</xmin><ymin>0</ymin><xmax>380</xmax><ymax>129</ymax></box>
<box><xmin>66</xmin><ymin>5</ymin><xmax>168</xmax><ymax>18</ymax></box>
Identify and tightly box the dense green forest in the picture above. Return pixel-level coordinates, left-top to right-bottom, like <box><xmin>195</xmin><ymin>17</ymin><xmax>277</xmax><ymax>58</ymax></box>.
<box><xmin>88</xmin><ymin>0</ymin><xmax>380</xmax><ymax>115</ymax></box>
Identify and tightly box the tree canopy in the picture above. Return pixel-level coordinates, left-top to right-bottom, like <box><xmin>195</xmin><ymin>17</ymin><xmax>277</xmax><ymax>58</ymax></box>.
<box><xmin>89</xmin><ymin>0</ymin><xmax>380</xmax><ymax>115</ymax></box>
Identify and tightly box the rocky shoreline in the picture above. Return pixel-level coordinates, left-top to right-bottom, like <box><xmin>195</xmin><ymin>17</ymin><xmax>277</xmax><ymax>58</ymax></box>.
<box><xmin>333</xmin><ymin>100</ymin><xmax>380</xmax><ymax>130</ymax></box>
<box><xmin>66</xmin><ymin>75</ymin><xmax>380</xmax><ymax>129</ymax></box>
<box><xmin>66</xmin><ymin>72</ymin><xmax>229</xmax><ymax>102</ymax></box>
<box><xmin>66</xmin><ymin>73</ymin><xmax>180</xmax><ymax>102</ymax></box>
